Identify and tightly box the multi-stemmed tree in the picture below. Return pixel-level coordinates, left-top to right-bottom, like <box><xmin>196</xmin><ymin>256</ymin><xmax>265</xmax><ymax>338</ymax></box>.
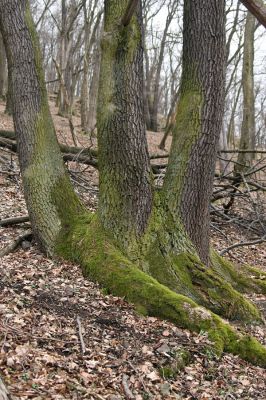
<box><xmin>0</xmin><ymin>0</ymin><xmax>266</xmax><ymax>366</ymax></box>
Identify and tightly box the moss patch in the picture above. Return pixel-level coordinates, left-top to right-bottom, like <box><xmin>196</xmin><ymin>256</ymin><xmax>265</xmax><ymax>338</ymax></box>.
<box><xmin>211</xmin><ymin>250</ymin><xmax>266</xmax><ymax>295</ymax></box>
<box><xmin>55</xmin><ymin>214</ymin><xmax>266</xmax><ymax>368</ymax></box>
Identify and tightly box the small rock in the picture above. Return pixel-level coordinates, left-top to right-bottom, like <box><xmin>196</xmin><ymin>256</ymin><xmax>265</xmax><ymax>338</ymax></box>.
<box><xmin>157</xmin><ymin>343</ymin><xmax>170</xmax><ymax>354</ymax></box>
<box><xmin>147</xmin><ymin>371</ymin><xmax>160</xmax><ymax>382</ymax></box>
<box><xmin>21</xmin><ymin>240</ymin><xmax>31</xmax><ymax>250</ymax></box>
<box><xmin>160</xmin><ymin>383</ymin><xmax>171</xmax><ymax>396</ymax></box>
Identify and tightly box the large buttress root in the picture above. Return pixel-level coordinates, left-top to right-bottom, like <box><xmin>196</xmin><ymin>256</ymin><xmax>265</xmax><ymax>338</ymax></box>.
<box><xmin>56</xmin><ymin>214</ymin><xmax>266</xmax><ymax>368</ymax></box>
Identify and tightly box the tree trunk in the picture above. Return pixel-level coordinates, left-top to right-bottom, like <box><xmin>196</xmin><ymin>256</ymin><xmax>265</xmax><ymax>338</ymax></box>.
<box><xmin>0</xmin><ymin>32</ymin><xmax>7</xmax><ymax>98</ymax></box>
<box><xmin>237</xmin><ymin>12</ymin><xmax>256</xmax><ymax>169</ymax></box>
<box><xmin>163</xmin><ymin>0</ymin><xmax>226</xmax><ymax>264</ymax></box>
<box><xmin>87</xmin><ymin>42</ymin><xmax>101</xmax><ymax>134</ymax></box>
<box><xmin>80</xmin><ymin>50</ymin><xmax>89</xmax><ymax>131</ymax></box>
<box><xmin>97</xmin><ymin>0</ymin><xmax>153</xmax><ymax>245</ymax></box>
<box><xmin>4</xmin><ymin>62</ymin><xmax>12</xmax><ymax>115</ymax></box>
<box><xmin>0</xmin><ymin>0</ymin><xmax>84</xmax><ymax>254</ymax></box>
<box><xmin>1</xmin><ymin>0</ymin><xmax>266</xmax><ymax>369</ymax></box>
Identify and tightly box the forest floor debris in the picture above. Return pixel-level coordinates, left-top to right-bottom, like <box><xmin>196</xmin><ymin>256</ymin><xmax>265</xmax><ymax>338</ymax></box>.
<box><xmin>1</xmin><ymin>101</ymin><xmax>266</xmax><ymax>399</ymax></box>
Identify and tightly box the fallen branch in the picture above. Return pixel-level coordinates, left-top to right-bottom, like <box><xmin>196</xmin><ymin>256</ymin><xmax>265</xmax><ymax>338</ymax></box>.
<box><xmin>0</xmin><ymin>376</ymin><xmax>13</xmax><ymax>400</ymax></box>
<box><xmin>76</xmin><ymin>316</ymin><xmax>86</xmax><ymax>355</ymax></box>
<box><xmin>0</xmin><ymin>215</ymin><xmax>29</xmax><ymax>227</ymax></box>
<box><xmin>0</xmin><ymin>230</ymin><xmax>32</xmax><ymax>258</ymax></box>
<box><xmin>220</xmin><ymin>235</ymin><xmax>266</xmax><ymax>256</ymax></box>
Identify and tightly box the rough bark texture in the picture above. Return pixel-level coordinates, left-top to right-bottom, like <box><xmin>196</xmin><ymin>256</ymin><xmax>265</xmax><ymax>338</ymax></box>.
<box><xmin>97</xmin><ymin>0</ymin><xmax>152</xmax><ymax>245</ymax></box>
<box><xmin>0</xmin><ymin>0</ymin><xmax>84</xmax><ymax>253</ymax></box>
<box><xmin>237</xmin><ymin>12</ymin><xmax>256</xmax><ymax>168</ymax></box>
<box><xmin>163</xmin><ymin>0</ymin><xmax>226</xmax><ymax>264</ymax></box>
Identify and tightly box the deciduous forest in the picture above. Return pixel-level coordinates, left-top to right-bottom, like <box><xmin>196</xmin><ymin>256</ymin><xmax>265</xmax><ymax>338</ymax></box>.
<box><xmin>0</xmin><ymin>0</ymin><xmax>266</xmax><ymax>398</ymax></box>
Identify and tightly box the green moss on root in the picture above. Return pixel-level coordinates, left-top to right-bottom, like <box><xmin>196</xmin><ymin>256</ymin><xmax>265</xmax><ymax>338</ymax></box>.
<box><xmin>56</xmin><ymin>214</ymin><xmax>266</xmax><ymax>368</ymax></box>
<box><xmin>211</xmin><ymin>250</ymin><xmax>266</xmax><ymax>294</ymax></box>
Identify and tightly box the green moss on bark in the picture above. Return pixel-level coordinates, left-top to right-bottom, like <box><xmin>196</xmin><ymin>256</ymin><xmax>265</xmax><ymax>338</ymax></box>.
<box><xmin>211</xmin><ymin>250</ymin><xmax>266</xmax><ymax>294</ymax></box>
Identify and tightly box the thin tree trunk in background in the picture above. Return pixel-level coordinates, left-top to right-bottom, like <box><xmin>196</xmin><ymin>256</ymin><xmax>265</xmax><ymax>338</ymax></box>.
<box><xmin>87</xmin><ymin>42</ymin><xmax>101</xmax><ymax>134</ymax></box>
<box><xmin>4</xmin><ymin>66</ymin><xmax>12</xmax><ymax>114</ymax></box>
<box><xmin>97</xmin><ymin>0</ymin><xmax>152</xmax><ymax>244</ymax></box>
<box><xmin>149</xmin><ymin>4</ymin><xmax>176</xmax><ymax>132</ymax></box>
<box><xmin>80</xmin><ymin>50</ymin><xmax>89</xmax><ymax>130</ymax></box>
<box><xmin>0</xmin><ymin>32</ymin><xmax>7</xmax><ymax>98</ymax></box>
<box><xmin>163</xmin><ymin>0</ymin><xmax>226</xmax><ymax>264</ymax></box>
<box><xmin>227</xmin><ymin>83</ymin><xmax>241</xmax><ymax>147</ymax></box>
<box><xmin>237</xmin><ymin>11</ymin><xmax>256</xmax><ymax>169</ymax></box>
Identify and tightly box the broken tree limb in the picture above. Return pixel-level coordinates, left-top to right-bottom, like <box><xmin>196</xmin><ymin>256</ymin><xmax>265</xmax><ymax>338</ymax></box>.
<box><xmin>240</xmin><ymin>0</ymin><xmax>266</xmax><ymax>28</ymax></box>
<box><xmin>63</xmin><ymin>153</ymin><xmax>98</xmax><ymax>168</ymax></box>
<box><xmin>0</xmin><ymin>230</ymin><xmax>32</xmax><ymax>258</ymax></box>
<box><xmin>0</xmin><ymin>215</ymin><xmax>30</xmax><ymax>227</ymax></box>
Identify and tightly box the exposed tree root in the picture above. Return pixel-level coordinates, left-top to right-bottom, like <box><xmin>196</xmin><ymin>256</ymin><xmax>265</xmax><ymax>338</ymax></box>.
<box><xmin>211</xmin><ymin>250</ymin><xmax>266</xmax><ymax>295</ymax></box>
<box><xmin>56</xmin><ymin>214</ymin><xmax>266</xmax><ymax>368</ymax></box>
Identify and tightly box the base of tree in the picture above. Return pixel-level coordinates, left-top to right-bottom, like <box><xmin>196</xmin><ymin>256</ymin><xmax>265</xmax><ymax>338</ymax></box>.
<box><xmin>56</xmin><ymin>213</ymin><xmax>266</xmax><ymax>368</ymax></box>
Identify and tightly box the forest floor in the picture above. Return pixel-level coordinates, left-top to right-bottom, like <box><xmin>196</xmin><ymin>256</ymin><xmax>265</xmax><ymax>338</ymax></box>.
<box><xmin>0</xmin><ymin>99</ymin><xmax>266</xmax><ymax>399</ymax></box>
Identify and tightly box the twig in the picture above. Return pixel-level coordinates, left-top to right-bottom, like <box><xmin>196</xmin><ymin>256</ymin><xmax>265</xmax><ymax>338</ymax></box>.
<box><xmin>122</xmin><ymin>374</ymin><xmax>134</xmax><ymax>399</ymax></box>
<box><xmin>220</xmin><ymin>235</ymin><xmax>266</xmax><ymax>256</ymax></box>
<box><xmin>76</xmin><ymin>315</ymin><xmax>86</xmax><ymax>355</ymax></box>
<box><xmin>0</xmin><ymin>230</ymin><xmax>32</xmax><ymax>258</ymax></box>
<box><xmin>0</xmin><ymin>215</ymin><xmax>29</xmax><ymax>227</ymax></box>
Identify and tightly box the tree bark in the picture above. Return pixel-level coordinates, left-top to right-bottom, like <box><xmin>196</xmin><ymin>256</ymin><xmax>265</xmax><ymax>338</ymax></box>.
<box><xmin>97</xmin><ymin>0</ymin><xmax>152</xmax><ymax>244</ymax></box>
<box><xmin>163</xmin><ymin>0</ymin><xmax>226</xmax><ymax>264</ymax></box>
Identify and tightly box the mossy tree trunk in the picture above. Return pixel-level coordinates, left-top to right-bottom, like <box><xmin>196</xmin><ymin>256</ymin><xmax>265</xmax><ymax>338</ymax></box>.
<box><xmin>163</xmin><ymin>0</ymin><xmax>226</xmax><ymax>265</ymax></box>
<box><xmin>97</xmin><ymin>0</ymin><xmax>153</xmax><ymax>246</ymax></box>
<box><xmin>0</xmin><ymin>0</ymin><xmax>266</xmax><ymax>368</ymax></box>
<box><xmin>0</xmin><ymin>0</ymin><xmax>84</xmax><ymax>254</ymax></box>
